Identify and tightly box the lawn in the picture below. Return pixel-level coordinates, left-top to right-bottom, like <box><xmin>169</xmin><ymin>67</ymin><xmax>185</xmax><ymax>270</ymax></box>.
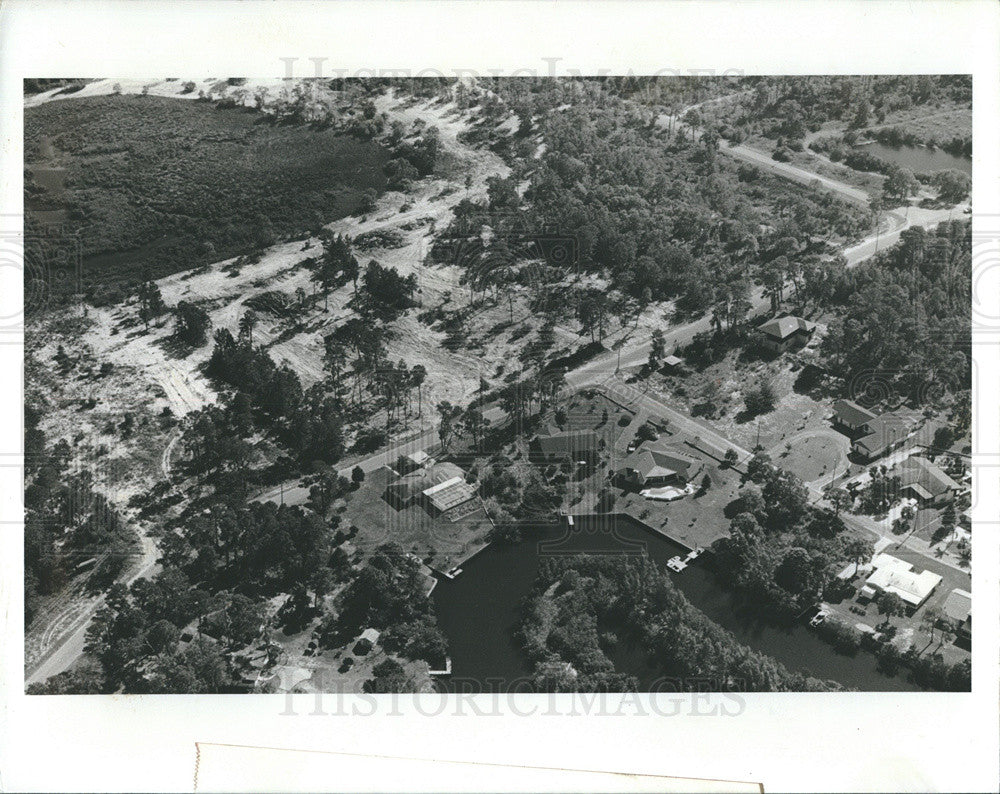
<box><xmin>771</xmin><ymin>432</ymin><xmax>849</xmax><ymax>486</ymax></box>
<box><xmin>25</xmin><ymin>95</ymin><xmax>389</xmax><ymax>289</ymax></box>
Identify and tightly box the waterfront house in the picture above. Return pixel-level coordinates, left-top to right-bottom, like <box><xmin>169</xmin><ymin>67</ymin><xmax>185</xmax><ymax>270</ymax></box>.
<box><xmin>617</xmin><ymin>442</ymin><xmax>704</xmax><ymax>488</ymax></box>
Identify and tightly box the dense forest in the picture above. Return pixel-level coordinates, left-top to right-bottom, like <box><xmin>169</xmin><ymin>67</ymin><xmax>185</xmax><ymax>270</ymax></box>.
<box><xmin>820</xmin><ymin>220</ymin><xmax>970</xmax><ymax>405</ymax></box>
<box><xmin>521</xmin><ymin>554</ymin><xmax>834</xmax><ymax>692</ymax></box>
<box><xmin>24</xmin><ymin>93</ymin><xmax>389</xmax><ymax>295</ymax></box>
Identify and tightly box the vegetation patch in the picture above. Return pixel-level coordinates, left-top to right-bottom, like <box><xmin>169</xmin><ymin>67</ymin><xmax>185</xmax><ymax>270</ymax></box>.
<box><xmin>24</xmin><ymin>95</ymin><xmax>389</xmax><ymax>290</ymax></box>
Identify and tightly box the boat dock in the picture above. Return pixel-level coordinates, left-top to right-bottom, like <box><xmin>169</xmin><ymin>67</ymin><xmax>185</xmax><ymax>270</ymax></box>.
<box><xmin>667</xmin><ymin>546</ymin><xmax>705</xmax><ymax>573</ymax></box>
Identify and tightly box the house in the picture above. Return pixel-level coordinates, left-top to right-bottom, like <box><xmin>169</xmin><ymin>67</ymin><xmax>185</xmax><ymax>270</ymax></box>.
<box><xmin>617</xmin><ymin>442</ymin><xmax>704</xmax><ymax>488</ymax></box>
<box><xmin>757</xmin><ymin>315</ymin><xmax>813</xmax><ymax>353</ymax></box>
<box><xmin>858</xmin><ymin>553</ymin><xmax>942</xmax><ymax>609</ymax></box>
<box><xmin>832</xmin><ymin>399</ymin><xmax>878</xmax><ymax>433</ymax></box>
<box><xmin>663</xmin><ymin>354</ymin><xmax>683</xmax><ymax>371</ymax></box>
<box><xmin>941</xmin><ymin>588</ymin><xmax>971</xmax><ymax>641</ymax></box>
<box><xmin>530</xmin><ymin>428</ymin><xmax>602</xmax><ymax>464</ymax></box>
<box><xmin>422</xmin><ymin>476</ymin><xmax>477</xmax><ymax>517</ymax></box>
<box><xmin>394</xmin><ymin>449</ymin><xmax>431</xmax><ymax>475</ymax></box>
<box><xmin>354</xmin><ymin>627</ymin><xmax>381</xmax><ymax>655</ymax></box>
<box><xmin>851</xmin><ymin>412</ymin><xmax>917</xmax><ymax>461</ymax></box>
<box><xmin>385</xmin><ymin>462</ymin><xmax>473</xmax><ymax>514</ymax></box>
<box><xmin>895</xmin><ymin>456</ymin><xmax>961</xmax><ymax>506</ymax></box>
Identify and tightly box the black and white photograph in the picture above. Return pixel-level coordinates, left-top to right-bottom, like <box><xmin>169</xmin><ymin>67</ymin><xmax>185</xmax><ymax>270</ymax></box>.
<box><xmin>23</xmin><ymin>73</ymin><xmax>974</xmax><ymax>695</ymax></box>
<box><xmin>3</xmin><ymin>1</ymin><xmax>999</xmax><ymax>792</ymax></box>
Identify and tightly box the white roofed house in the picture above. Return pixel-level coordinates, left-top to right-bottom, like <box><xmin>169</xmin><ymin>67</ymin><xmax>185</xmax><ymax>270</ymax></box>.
<box><xmin>422</xmin><ymin>476</ymin><xmax>476</xmax><ymax>518</ymax></box>
<box><xmin>858</xmin><ymin>553</ymin><xmax>942</xmax><ymax>610</ymax></box>
<box><xmin>757</xmin><ymin>315</ymin><xmax>813</xmax><ymax>354</ymax></box>
<box><xmin>385</xmin><ymin>461</ymin><xmax>479</xmax><ymax>520</ymax></box>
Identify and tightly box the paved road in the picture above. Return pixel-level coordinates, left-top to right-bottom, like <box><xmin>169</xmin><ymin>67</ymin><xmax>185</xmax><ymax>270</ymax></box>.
<box><xmin>25</xmin><ymin>535</ymin><xmax>160</xmax><ymax>687</ymax></box>
<box><xmin>721</xmin><ymin>138</ymin><xmax>871</xmax><ymax>207</ymax></box>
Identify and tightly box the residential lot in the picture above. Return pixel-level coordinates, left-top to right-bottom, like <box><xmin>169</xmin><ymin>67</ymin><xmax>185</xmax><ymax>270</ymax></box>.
<box><xmin>341</xmin><ymin>465</ymin><xmax>493</xmax><ymax>569</ymax></box>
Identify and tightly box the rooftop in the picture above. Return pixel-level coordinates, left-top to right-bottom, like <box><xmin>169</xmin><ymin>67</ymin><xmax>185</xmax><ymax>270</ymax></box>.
<box><xmin>621</xmin><ymin>442</ymin><xmax>702</xmax><ymax>481</ymax></box>
<box><xmin>896</xmin><ymin>455</ymin><xmax>961</xmax><ymax>498</ymax></box>
<box><xmin>759</xmin><ymin>315</ymin><xmax>811</xmax><ymax>340</ymax></box>
<box><xmin>854</xmin><ymin>413</ymin><xmax>917</xmax><ymax>456</ymax></box>
<box><xmin>532</xmin><ymin>428</ymin><xmax>601</xmax><ymax>458</ymax></box>
<box><xmin>941</xmin><ymin>588</ymin><xmax>972</xmax><ymax>624</ymax></box>
<box><xmin>833</xmin><ymin>398</ymin><xmax>878</xmax><ymax>426</ymax></box>
<box><xmin>423</xmin><ymin>476</ymin><xmax>477</xmax><ymax>512</ymax></box>
<box><xmin>865</xmin><ymin>553</ymin><xmax>942</xmax><ymax>607</ymax></box>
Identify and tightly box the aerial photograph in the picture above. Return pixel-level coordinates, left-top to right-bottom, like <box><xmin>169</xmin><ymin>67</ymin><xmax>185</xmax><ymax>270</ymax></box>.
<box><xmin>23</xmin><ymin>74</ymin><xmax>972</xmax><ymax>694</ymax></box>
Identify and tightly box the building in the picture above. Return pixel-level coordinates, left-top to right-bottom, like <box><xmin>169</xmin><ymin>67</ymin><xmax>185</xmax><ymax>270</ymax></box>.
<box><xmin>757</xmin><ymin>315</ymin><xmax>813</xmax><ymax>354</ymax></box>
<box><xmin>896</xmin><ymin>456</ymin><xmax>961</xmax><ymax>506</ymax></box>
<box><xmin>617</xmin><ymin>442</ymin><xmax>704</xmax><ymax>488</ymax></box>
<box><xmin>394</xmin><ymin>449</ymin><xmax>431</xmax><ymax>475</ymax></box>
<box><xmin>385</xmin><ymin>461</ymin><xmax>475</xmax><ymax>516</ymax></box>
<box><xmin>851</xmin><ymin>412</ymin><xmax>917</xmax><ymax>461</ymax></box>
<box><xmin>663</xmin><ymin>354</ymin><xmax>683</xmax><ymax>371</ymax></box>
<box><xmin>354</xmin><ymin>627</ymin><xmax>381</xmax><ymax>655</ymax></box>
<box><xmin>941</xmin><ymin>588</ymin><xmax>972</xmax><ymax>641</ymax></box>
<box><xmin>530</xmin><ymin>428</ymin><xmax>602</xmax><ymax>464</ymax></box>
<box><xmin>422</xmin><ymin>476</ymin><xmax>477</xmax><ymax>517</ymax></box>
<box><xmin>832</xmin><ymin>399</ymin><xmax>878</xmax><ymax>433</ymax></box>
<box><xmin>859</xmin><ymin>553</ymin><xmax>942</xmax><ymax>609</ymax></box>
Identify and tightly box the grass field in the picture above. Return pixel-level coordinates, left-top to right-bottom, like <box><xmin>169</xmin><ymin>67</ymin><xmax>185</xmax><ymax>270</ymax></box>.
<box><xmin>25</xmin><ymin>95</ymin><xmax>389</xmax><ymax>288</ymax></box>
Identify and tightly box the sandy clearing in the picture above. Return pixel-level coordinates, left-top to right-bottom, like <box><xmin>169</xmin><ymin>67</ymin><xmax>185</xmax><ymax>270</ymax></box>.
<box><xmin>75</xmin><ymin>90</ymin><xmax>512</xmax><ymax>421</ymax></box>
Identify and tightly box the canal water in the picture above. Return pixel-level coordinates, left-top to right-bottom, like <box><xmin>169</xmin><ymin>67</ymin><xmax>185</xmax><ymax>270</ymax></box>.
<box><xmin>856</xmin><ymin>141</ymin><xmax>971</xmax><ymax>175</ymax></box>
<box><xmin>432</xmin><ymin>514</ymin><xmax>921</xmax><ymax>692</ymax></box>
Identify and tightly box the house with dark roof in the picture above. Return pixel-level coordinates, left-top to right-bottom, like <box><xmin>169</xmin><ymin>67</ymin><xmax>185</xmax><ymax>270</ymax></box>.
<box><xmin>530</xmin><ymin>428</ymin><xmax>602</xmax><ymax>464</ymax></box>
<box><xmin>617</xmin><ymin>442</ymin><xmax>704</xmax><ymax>488</ymax></box>
<box><xmin>832</xmin><ymin>399</ymin><xmax>878</xmax><ymax>433</ymax></box>
<box><xmin>851</xmin><ymin>412</ymin><xmax>918</xmax><ymax>461</ymax></box>
<box><xmin>895</xmin><ymin>456</ymin><xmax>961</xmax><ymax>506</ymax></box>
<box><xmin>757</xmin><ymin>315</ymin><xmax>813</xmax><ymax>354</ymax></box>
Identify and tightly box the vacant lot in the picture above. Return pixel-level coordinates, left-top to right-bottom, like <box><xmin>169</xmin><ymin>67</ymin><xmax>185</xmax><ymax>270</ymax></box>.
<box><xmin>25</xmin><ymin>95</ymin><xmax>389</xmax><ymax>287</ymax></box>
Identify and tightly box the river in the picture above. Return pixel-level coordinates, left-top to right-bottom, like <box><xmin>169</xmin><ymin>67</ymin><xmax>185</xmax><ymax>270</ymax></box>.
<box><xmin>432</xmin><ymin>514</ymin><xmax>921</xmax><ymax>692</ymax></box>
<box><xmin>857</xmin><ymin>141</ymin><xmax>971</xmax><ymax>175</ymax></box>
